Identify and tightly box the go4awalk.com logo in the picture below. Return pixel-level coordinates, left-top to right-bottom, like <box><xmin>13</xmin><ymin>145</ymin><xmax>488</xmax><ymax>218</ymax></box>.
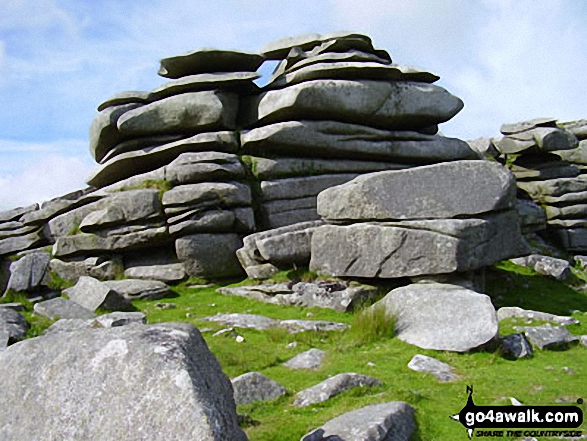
<box><xmin>450</xmin><ymin>386</ymin><xmax>584</xmax><ymax>439</ymax></box>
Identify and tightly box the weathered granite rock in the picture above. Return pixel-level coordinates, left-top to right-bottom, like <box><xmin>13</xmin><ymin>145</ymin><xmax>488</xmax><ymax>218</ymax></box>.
<box><xmin>514</xmin><ymin>324</ymin><xmax>579</xmax><ymax>350</ymax></box>
<box><xmin>260</xmin><ymin>32</ymin><xmax>375</xmax><ymax>60</ymax></box>
<box><xmin>242</xmin><ymin>80</ymin><xmax>463</xmax><ymax>130</ymax></box>
<box><xmin>159</xmin><ymin>48</ymin><xmax>264</xmax><ymax>78</ymax></box>
<box><xmin>124</xmin><ymin>263</ymin><xmax>186</xmax><ymax>283</ymax></box>
<box><xmin>501</xmin><ymin>118</ymin><xmax>558</xmax><ymax>135</ymax></box>
<box><xmin>262</xmin><ymin>206</ymin><xmax>321</xmax><ymax>229</ymax></box>
<box><xmin>97</xmin><ymin>91</ymin><xmax>151</xmax><ymax>112</ymax></box>
<box><xmin>497</xmin><ymin>306</ymin><xmax>579</xmax><ymax>326</ymax></box>
<box><xmin>0</xmin><ymin>203</ymin><xmax>39</xmax><ymax>223</ymax></box>
<box><xmin>87</xmin><ymin>131</ymin><xmax>239</xmax><ymax>188</ymax></box>
<box><xmin>33</xmin><ymin>297</ymin><xmax>96</xmax><ymax>320</ymax></box>
<box><xmin>318</xmin><ymin>161</ymin><xmax>515</xmax><ymax>221</ymax></box>
<box><xmin>167</xmin><ymin>207</ymin><xmax>254</xmax><ymax>236</ymax></box>
<box><xmin>176</xmin><ymin>234</ymin><xmax>244</xmax><ymax>278</ymax></box>
<box><xmin>279</xmin><ymin>49</ymin><xmax>392</xmax><ymax>76</ymax></box>
<box><xmin>509</xmin><ymin>160</ymin><xmax>580</xmax><ymax>181</ymax></box>
<box><xmin>102</xmin><ymin>279</ymin><xmax>171</xmax><ymax>301</ymax></box>
<box><xmin>53</xmin><ymin>226</ymin><xmax>170</xmax><ymax>258</ymax></box>
<box><xmin>0</xmin><ymin>230</ymin><xmax>45</xmax><ymax>256</ymax></box>
<box><xmin>165</xmin><ymin>151</ymin><xmax>245</xmax><ymax>183</ymax></box>
<box><xmin>201</xmin><ymin>313</ymin><xmax>349</xmax><ymax>333</ymax></box>
<box><xmin>547</xmin><ymin>228</ymin><xmax>587</xmax><ymax>252</ymax></box>
<box><xmin>554</xmin><ymin>139</ymin><xmax>587</xmax><ymax>165</ymax></box>
<box><xmin>237</xmin><ymin>221</ymin><xmax>323</xmax><ymax>275</ymax></box>
<box><xmin>517</xmin><ymin>199</ymin><xmax>547</xmax><ymax>233</ymax></box>
<box><xmin>500</xmin><ymin>333</ymin><xmax>533</xmax><ymax>359</ymax></box>
<box><xmin>509</xmin><ymin>254</ymin><xmax>571</xmax><ymax>280</ymax></box>
<box><xmin>407</xmin><ymin>354</ymin><xmax>459</xmax><ymax>382</ymax></box>
<box><xmin>283</xmin><ymin>348</ymin><xmax>326</xmax><ymax>370</ymax></box>
<box><xmin>20</xmin><ymin>189</ymin><xmax>104</xmax><ymax>226</ymax></box>
<box><xmin>372</xmin><ymin>283</ymin><xmax>498</xmax><ymax>352</ymax></box>
<box><xmin>310</xmin><ymin>212</ymin><xmax>525</xmax><ymax>278</ymax></box>
<box><xmin>301</xmin><ymin>401</ymin><xmax>416</xmax><ymax>441</ymax></box>
<box><xmin>496</xmin><ymin>127</ymin><xmax>578</xmax><ymax>154</ymax></box>
<box><xmin>231</xmin><ymin>372</ymin><xmax>286</xmax><ymax>405</ymax></box>
<box><xmin>93</xmin><ymin>311</ymin><xmax>146</xmax><ymax>328</ymax></box>
<box><xmin>543</xmin><ymin>203</ymin><xmax>587</xmax><ymax>220</ymax></box>
<box><xmin>5</xmin><ymin>252</ymin><xmax>50</xmax><ymax>293</ymax></box>
<box><xmin>150</xmin><ymin>72</ymin><xmax>260</xmax><ymax>100</ymax></box>
<box><xmin>117</xmin><ymin>91</ymin><xmax>238</xmax><ymax>137</ymax></box>
<box><xmin>90</xmin><ymin>103</ymin><xmax>142</xmax><ymax>163</ymax></box>
<box><xmin>293</xmin><ymin>373</ymin><xmax>382</xmax><ymax>407</ymax></box>
<box><xmin>260</xmin><ymin>174</ymin><xmax>359</xmax><ymax>201</ymax></box>
<box><xmin>218</xmin><ymin>282</ymin><xmax>376</xmax><ymax>312</ymax></box>
<box><xmin>49</xmin><ymin>256</ymin><xmax>122</xmax><ymax>283</ymax></box>
<box><xmin>517</xmin><ymin>176</ymin><xmax>587</xmax><ymax>198</ymax></box>
<box><xmin>575</xmin><ymin>255</ymin><xmax>587</xmax><ymax>268</ymax></box>
<box><xmin>268</xmin><ymin>61</ymin><xmax>439</xmax><ymax>89</ymax></box>
<box><xmin>247</xmin><ymin>156</ymin><xmax>410</xmax><ymax>180</ymax></box>
<box><xmin>0</xmin><ymin>323</ymin><xmax>247</xmax><ymax>440</ymax></box>
<box><xmin>63</xmin><ymin>276</ymin><xmax>131</xmax><ymax>311</ymax></box>
<box><xmin>162</xmin><ymin>182</ymin><xmax>251</xmax><ymax>208</ymax></box>
<box><xmin>466</xmin><ymin>137</ymin><xmax>499</xmax><ymax>159</ymax></box>
<box><xmin>241</xmin><ymin>121</ymin><xmax>475</xmax><ymax>163</ymax></box>
<box><xmin>559</xmin><ymin>119</ymin><xmax>587</xmax><ymax>139</ymax></box>
<box><xmin>0</xmin><ymin>308</ymin><xmax>27</xmax><ymax>343</ymax></box>
<box><xmin>0</xmin><ymin>224</ymin><xmax>38</xmax><ymax>239</ymax></box>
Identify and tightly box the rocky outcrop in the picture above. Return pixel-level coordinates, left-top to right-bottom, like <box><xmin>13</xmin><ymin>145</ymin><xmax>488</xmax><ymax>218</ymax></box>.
<box><xmin>0</xmin><ymin>323</ymin><xmax>247</xmax><ymax>440</ymax></box>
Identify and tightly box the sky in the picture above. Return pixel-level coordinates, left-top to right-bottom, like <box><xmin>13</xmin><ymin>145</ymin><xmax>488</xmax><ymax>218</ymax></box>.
<box><xmin>0</xmin><ymin>0</ymin><xmax>586</xmax><ymax>210</ymax></box>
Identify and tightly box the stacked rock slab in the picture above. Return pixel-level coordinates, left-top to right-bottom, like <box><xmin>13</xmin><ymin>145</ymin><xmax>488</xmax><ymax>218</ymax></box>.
<box><xmin>310</xmin><ymin>160</ymin><xmax>526</xmax><ymax>279</ymax></box>
<box><xmin>494</xmin><ymin>118</ymin><xmax>585</xmax><ymax>252</ymax></box>
<box><xmin>240</xmin><ymin>32</ymin><xmax>476</xmax><ymax>230</ymax></box>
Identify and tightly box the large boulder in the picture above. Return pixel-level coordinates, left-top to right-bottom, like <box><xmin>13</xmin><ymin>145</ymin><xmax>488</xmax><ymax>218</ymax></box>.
<box><xmin>241</xmin><ymin>80</ymin><xmax>463</xmax><ymax>130</ymax></box>
<box><xmin>310</xmin><ymin>211</ymin><xmax>525</xmax><ymax>278</ymax></box>
<box><xmin>158</xmin><ymin>48</ymin><xmax>264</xmax><ymax>78</ymax></box>
<box><xmin>0</xmin><ymin>323</ymin><xmax>247</xmax><ymax>440</ymax></box>
<box><xmin>317</xmin><ymin>160</ymin><xmax>516</xmax><ymax>221</ymax></box>
<box><xmin>117</xmin><ymin>91</ymin><xmax>238</xmax><ymax>136</ymax></box>
<box><xmin>371</xmin><ymin>283</ymin><xmax>498</xmax><ymax>352</ymax></box>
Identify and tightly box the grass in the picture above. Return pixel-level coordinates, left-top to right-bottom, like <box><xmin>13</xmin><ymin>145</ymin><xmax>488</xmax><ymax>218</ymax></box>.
<box><xmin>127</xmin><ymin>262</ymin><xmax>587</xmax><ymax>441</ymax></box>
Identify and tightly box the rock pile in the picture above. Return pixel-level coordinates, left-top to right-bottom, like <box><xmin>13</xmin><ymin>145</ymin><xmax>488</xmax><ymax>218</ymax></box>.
<box><xmin>241</xmin><ymin>32</ymin><xmax>475</xmax><ymax>230</ymax></box>
<box><xmin>490</xmin><ymin>118</ymin><xmax>587</xmax><ymax>252</ymax></box>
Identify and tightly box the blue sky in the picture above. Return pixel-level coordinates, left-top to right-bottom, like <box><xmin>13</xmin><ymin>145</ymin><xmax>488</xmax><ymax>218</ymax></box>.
<box><xmin>0</xmin><ymin>0</ymin><xmax>586</xmax><ymax>209</ymax></box>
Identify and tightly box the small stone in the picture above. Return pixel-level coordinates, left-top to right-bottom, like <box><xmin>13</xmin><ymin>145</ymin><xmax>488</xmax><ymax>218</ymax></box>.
<box><xmin>562</xmin><ymin>366</ymin><xmax>576</xmax><ymax>374</ymax></box>
<box><xmin>286</xmin><ymin>342</ymin><xmax>297</xmax><ymax>349</ymax></box>
<box><xmin>235</xmin><ymin>335</ymin><xmax>245</xmax><ymax>343</ymax></box>
<box><xmin>407</xmin><ymin>354</ymin><xmax>459</xmax><ymax>382</ymax></box>
<box><xmin>500</xmin><ymin>333</ymin><xmax>533</xmax><ymax>359</ymax></box>
<box><xmin>283</xmin><ymin>348</ymin><xmax>326</xmax><ymax>370</ymax></box>
<box><xmin>155</xmin><ymin>302</ymin><xmax>177</xmax><ymax>310</ymax></box>
<box><xmin>293</xmin><ymin>373</ymin><xmax>382</xmax><ymax>407</ymax></box>
<box><xmin>231</xmin><ymin>372</ymin><xmax>286</xmax><ymax>406</ymax></box>
<box><xmin>213</xmin><ymin>328</ymin><xmax>236</xmax><ymax>337</ymax></box>
<box><xmin>367</xmin><ymin>362</ymin><xmax>376</xmax><ymax>367</ymax></box>
<box><xmin>514</xmin><ymin>324</ymin><xmax>579</xmax><ymax>350</ymax></box>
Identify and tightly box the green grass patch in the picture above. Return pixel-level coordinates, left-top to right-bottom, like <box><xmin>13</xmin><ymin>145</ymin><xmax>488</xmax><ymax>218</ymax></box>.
<box><xmin>129</xmin><ymin>270</ymin><xmax>587</xmax><ymax>441</ymax></box>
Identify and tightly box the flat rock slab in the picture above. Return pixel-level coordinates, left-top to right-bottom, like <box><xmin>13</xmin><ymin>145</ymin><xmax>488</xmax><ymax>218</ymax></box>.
<box><xmin>124</xmin><ymin>263</ymin><xmax>186</xmax><ymax>284</ymax></box>
<box><xmin>301</xmin><ymin>401</ymin><xmax>416</xmax><ymax>441</ymax></box>
<box><xmin>310</xmin><ymin>211</ymin><xmax>525</xmax><ymax>278</ymax></box>
<box><xmin>0</xmin><ymin>203</ymin><xmax>38</xmax><ymax>223</ymax></box>
<box><xmin>102</xmin><ymin>279</ymin><xmax>171</xmax><ymax>301</ymax></box>
<box><xmin>293</xmin><ymin>373</ymin><xmax>382</xmax><ymax>407</ymax></box>
<box><xmin>497</xmin><ymin>306</ymin><xmax>579</xmax><ymax>326</ymax></box>
<box><xmin>373</xmin><ymin>283</ymin><xmax>498</xmax><ymax>352</ymax></box>
<box><xmin>500</xmin><ymin>333</ymin><xmax>533</xmax><ymax>359</ymax></box>
<box><xmin>510</xmin><ymin>255</ymin><xmax>570</xmax><ymax>280</ymax></box>
<box><xmin>64</xmin><ymin>276</ymin><xmax>131</xmax><ymax>312</ymax></box>
<box><xmin>243</xmin><ymin>80</ymin><xmax>463</xmax><ymax>131</ymax></box>
<box><xmin>45</xmin><ymin>312</ymin><xmax>146</xmax><ymax>335</ymax></box>
<box><xmin>318</xmin><ymin>160</ymin><xmax>516</xmax><ymax>221</ymax></box>
<box><xmin>158</xmin><ymin>48</ymin><xmax>264</xmax><ymax>78</ymax></box>
<box><xmin>496</xmin><ymin>127</ymin><xmax>577</xmax><ymax>154</ymax></box>
<box><xmin>283</xmin><ymin>348</ymin><xmax>326</xmax><ymax>370</ymax></box>
<box><xmin>150</xmin><ymin>72</ymin><xmax>260</xmax><ymax>100</ymax></box>
<box><xmin>231</xmin><ymin>372</ymin><xmax>286</xmax><ymax>405</ymax></box>
<box><xmin>117</xmin><ymin>91</ymin><xmax>238</xmax><ymax>136</ymax></box>
<box><xmin>6</xmin><ymin>251</ymin><xmax>50</xmax><ymax>293</ymax></box>
<box><xmin>33</xmin><ymin>297</ymin><xmax>96</xmax><ymax>320</ymax></box>
<box><xmin>201</xmin><ymin>313</ymin><xmax>348</xmax><ymax>334</ymax></box>
<box><xmin>241</xmin><ymin>120</ymin><xmax>475</xmax><ymax>163</ymax></box>
<box><xmin>514</xmin><ymin>324</ymin><xmax>579</xmax><ymax>350</ymax></box>
<box><xmin>500</xmin><ymin>117</ymin><xmax>558</xmax><ymax>135</ymax></box>
<box><xmin>408</xmin><ymin>354</ymin><xmax>459</xmax><ymax>382</ymax></box>
<box><xmin>0</xmin><ymin>230</ymin><xmax>45</xmax><ymax>256</ymax></box>
<box><xmin>86</xmin><ymin>131</ymin><xmax>239</xmax><ymax>189</ymax></box>
<box><xmin>0</xmin><ymin>323</ymin><xmax>246</xmax><ymax>440</ymax></box>
<box><xmin>0</xmin><ymin>308</ymin><xmax>27</xmax><ymax>344</ymax></box>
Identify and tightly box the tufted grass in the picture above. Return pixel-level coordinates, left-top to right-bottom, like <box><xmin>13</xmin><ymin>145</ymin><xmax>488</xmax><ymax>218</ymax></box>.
<box><xmin>103</xmin><ymin>263</ymin><xmax>587</xmax><ymax>440</ymax></box>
